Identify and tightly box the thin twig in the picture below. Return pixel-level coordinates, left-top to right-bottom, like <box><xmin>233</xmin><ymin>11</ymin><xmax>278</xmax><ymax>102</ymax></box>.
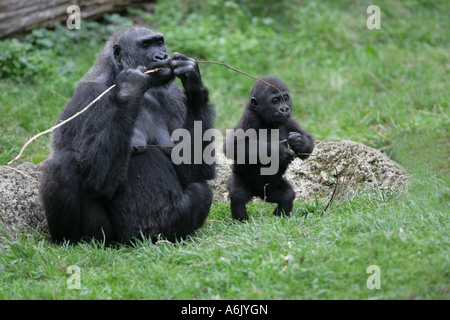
<box><xmin>8</xmin><ymin>84</ymin><xmax>116</xmax><ymax>165</ymax></box>
<box><xmin>7</xmin><ymin>62</ymin><xmax>283</xmax><ymax>164</ymax></box>
<box><xmin>260</xmin><ymin>183</ymin><xmax>270</xmax><ymax>219</ymax></box>
<box><xmin>197</xmin><ymin>60</ymin><xmax>286</xmax><ymax>103</ymax></box>
<box><xmin>7</xmin><ymin>67</ymin><xmax>165</xmax><ymax>165</ymax></box>
<box><xmin>3</xmin><ymin>166</ymin><xmax>36</xmax><ymax>180</ymax></box>
<box><xmin>279</xmin><ymin>138</ymin><xmax>340</xmax><ymax>213</ymax></box>
<box><xmin>296</xmin><ymin>153</ymin><xmax>339</xmax><ymax>213</ymax></box>
<box><xmin>132</xmin><ymin>144</ymin><xmax>175</xmax><ymax>148</ymax></box>
<box><xmin>196</xmin><ymin>61</ymin><xmax>276</xmax><ymax>90</ymax></box>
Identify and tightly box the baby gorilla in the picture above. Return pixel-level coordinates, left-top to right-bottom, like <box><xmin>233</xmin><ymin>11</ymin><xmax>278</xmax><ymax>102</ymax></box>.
<box><xmin>224</xmin><ymin>76</ymin><xmax>314</xmax><ymax>221</ymax></box>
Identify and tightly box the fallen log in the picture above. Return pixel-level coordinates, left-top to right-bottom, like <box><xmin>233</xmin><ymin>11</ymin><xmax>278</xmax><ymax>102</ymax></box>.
<box><xmin>0</xmin><ymin>0</ymin><xmax>153</xmax><ymax>39</ymax></box>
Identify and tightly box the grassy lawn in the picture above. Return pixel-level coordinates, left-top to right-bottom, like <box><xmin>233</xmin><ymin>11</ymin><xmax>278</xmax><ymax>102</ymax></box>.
<box><xmin>0</xmin><ymin>0</ymin><xmax>448</xmax><ymax>299</ymax></box>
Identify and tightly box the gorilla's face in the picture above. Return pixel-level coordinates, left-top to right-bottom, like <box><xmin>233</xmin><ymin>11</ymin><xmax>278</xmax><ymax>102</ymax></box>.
<box><xmin>267</xmin><ymin>91</ymin><xmax>291</xmax><ymax>124</ymax></box>
<box><xmin>249</xmin><ymin>76</ymin><xmax>292</xmax><ymax>125</ymax></box>
<box><xmin>113</xmin><ymin>28</ymin><xmax>174</xmax><ymax>85</ymax></box>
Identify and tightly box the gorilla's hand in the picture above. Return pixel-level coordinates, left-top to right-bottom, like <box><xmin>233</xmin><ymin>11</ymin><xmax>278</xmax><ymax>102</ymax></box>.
<box><xmin>287</xmin><ymin>132</ymin><xmax>306</xmax><ymax>155</ymax></box>
<box><xmin>115</xmin><ymin>66</ymin><xmax>150</xmax><ymax>102</ymax></box>
<box><xmin>170</xmin><ymin>52</ymin><xmax>203</xmax><ymax>92</ymax></box>
<box><xmin>279</xmin><ymin>142</ymin><xmax>296</xmax><ymax>166</ymax></box>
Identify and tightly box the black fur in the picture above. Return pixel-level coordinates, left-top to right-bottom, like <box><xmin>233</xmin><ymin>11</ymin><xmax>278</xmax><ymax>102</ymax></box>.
<box><xmin>224</xmin><ymin>76</ymin><xmax>314</xmax><ymax>221</ymax></box>
<box><xmin>39</xmin><ymin>27</ymin><xmax>215</xmax><ymax>244</ymax></box>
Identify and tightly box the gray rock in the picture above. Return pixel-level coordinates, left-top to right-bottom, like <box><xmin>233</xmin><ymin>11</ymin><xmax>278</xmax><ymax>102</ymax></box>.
<box><xmin>284</xmin><ymin>140</ymin><xmax>409</xmax><ymax>201</ymax></box>
<box><xmin>0</xmin><ymin>162</ymin><xmax>47</xmax><ymax>241</ymax></box>
<box><xmin>210</xmin><ymin>140</ymin><xmax>410</xmax><ymax>203</ymax></box>
<box><xmin>0</xmin><ymin>140</ymin><xmax>409</xmax><ymax>240</ymax></box>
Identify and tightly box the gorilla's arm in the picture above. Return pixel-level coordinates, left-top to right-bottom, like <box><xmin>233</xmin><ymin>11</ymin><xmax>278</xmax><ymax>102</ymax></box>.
<box><xmin>54</xmin><ymin>68</ymin><xmax>149</xmax><ymax>197</ymax></box>
<box><xmin>171</xmin><ymin>53</ymin><xmax>216</xmax><ymax>183</ymax></box>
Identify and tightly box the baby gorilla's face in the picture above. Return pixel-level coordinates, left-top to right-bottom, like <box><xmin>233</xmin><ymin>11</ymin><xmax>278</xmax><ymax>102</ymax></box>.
<box><xmin>250</xmin><ymin>77</ymin><xmax>292</xmax><ymax>125</ymax></box>
<box><xmin>264</xmin><ymin>91</ymin><xmax>292</xmax><ymax>124</ymax></box>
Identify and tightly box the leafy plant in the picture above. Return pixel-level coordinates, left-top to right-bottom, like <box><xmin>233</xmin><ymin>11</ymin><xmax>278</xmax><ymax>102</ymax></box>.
<box><xmin>0</xmin><ymin>38</ymin><xmax>56</xmax><ymax>79</ymax></box>
<box><xmin>0</xmin><ymin>15</ymin><xmax>134</xmax><ymax>81</ymax></box>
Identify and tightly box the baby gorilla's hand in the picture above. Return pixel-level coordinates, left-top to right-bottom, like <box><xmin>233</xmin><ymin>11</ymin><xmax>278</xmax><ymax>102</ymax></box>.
<box><xmin>288</xmin><ymin>132</ymin><xmax>306</xmax><ymax>155</ymax></box>
<box><xmin>279</xmin><ymin>142</ymin><xmax>296</xmax><ymax>166</ymax></box>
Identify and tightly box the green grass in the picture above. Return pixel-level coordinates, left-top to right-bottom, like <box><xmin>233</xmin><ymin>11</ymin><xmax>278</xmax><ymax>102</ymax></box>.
<box><xmin>0</xmin><ymin>186</ymin><xmax>447</xmax><ymax>299</ymax></box>
<box><xmin>0</xmin><ymin>0</ymin><xmax>449</xmax><ymax>299</ymax></box>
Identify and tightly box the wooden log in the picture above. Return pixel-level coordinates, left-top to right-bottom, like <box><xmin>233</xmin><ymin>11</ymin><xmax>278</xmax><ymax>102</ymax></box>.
<box><xmin>0</xmin><ymin>0</ymin><xmax>153</xmax><ymax>39</ymax></box>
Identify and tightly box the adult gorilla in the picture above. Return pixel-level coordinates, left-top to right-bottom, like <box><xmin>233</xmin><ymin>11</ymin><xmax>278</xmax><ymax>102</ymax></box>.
<box><xmin>39</xmin><ymin>27</ymin><xmax>215</xmax><ymax>244</ymax></box>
